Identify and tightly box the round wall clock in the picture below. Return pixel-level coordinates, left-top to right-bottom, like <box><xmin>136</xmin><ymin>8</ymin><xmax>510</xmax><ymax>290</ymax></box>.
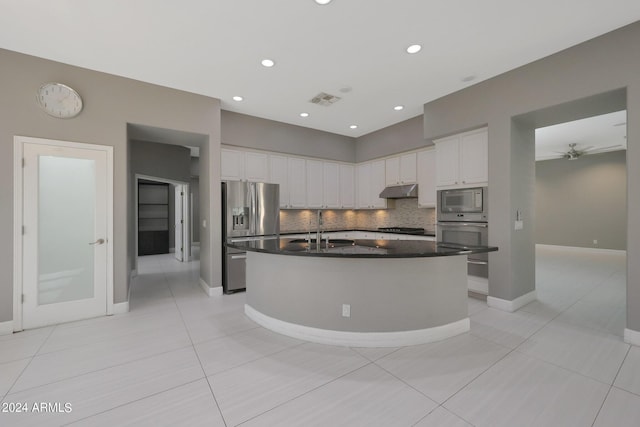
<box><xmin>37</xmin><ymin>82</ymin><xmax>83</xmax><ymax>118</ymax></box>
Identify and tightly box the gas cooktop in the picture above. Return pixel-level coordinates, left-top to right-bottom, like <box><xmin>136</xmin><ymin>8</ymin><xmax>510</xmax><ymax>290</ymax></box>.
<box><xmin>377</xmin><ymin>227</ymin><xmax>425</xmax><ymax>235</ymax></box>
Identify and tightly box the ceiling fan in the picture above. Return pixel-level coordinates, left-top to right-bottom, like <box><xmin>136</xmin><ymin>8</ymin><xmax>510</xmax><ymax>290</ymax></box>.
<box><xmin>555</xmin><ymin>143</ymin><xmax>623</xmax><ymax>160</ymax></box>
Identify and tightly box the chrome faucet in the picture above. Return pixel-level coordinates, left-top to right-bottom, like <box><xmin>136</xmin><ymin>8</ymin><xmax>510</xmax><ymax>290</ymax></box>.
<box><xmin>316</xmin><ymin>209</ymin><xmax>323</xmax><ymax>248</ymax></box>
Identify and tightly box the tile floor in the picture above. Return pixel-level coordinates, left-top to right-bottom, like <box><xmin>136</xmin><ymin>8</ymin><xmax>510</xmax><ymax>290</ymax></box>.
<box><xmin>1</xmin><ymin>245</ymin><xmax>638</xmax><ymax>426</ymax></box>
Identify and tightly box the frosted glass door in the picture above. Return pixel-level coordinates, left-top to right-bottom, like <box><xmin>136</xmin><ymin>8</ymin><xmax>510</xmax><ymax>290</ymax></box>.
<box><xmin>22</xmin><ymin>142</ymin><xmax>108</xmax><ymax>329</ymax></box>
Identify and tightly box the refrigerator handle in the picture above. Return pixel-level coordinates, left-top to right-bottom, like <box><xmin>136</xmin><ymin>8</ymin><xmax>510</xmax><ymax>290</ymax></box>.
<box><xmin>249</xmin><ymin>182</ymin><xmax>257</xmax><ymax>235</ymax></box>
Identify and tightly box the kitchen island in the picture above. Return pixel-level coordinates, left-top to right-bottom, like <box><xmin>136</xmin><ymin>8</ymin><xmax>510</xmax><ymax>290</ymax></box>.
<box><xmin>227</xmin><ymin>238</ymin><xmax>497</xmax><ymax>347</ymax></box>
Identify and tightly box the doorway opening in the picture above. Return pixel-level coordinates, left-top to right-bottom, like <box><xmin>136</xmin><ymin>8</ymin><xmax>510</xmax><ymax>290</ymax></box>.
<box><xmin>135</xmin><ymin>175</ymin><xmax>190</xmax><ymax>262</ymax></box>
<box><xmin>127</xmin><ymin>124</ymin><xmax>210</xmax><ymax>305</ymax></box>
<box><xmin>514</xmin><ymin>88</ymin><xmax>627</xmax><ymax>336</ymax></box>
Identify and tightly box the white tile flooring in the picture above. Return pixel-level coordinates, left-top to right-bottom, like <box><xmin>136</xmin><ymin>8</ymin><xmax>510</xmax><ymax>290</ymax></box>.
<box><xmin>1</xmin><ymin>245</ymin><xmax>638</xmax><ymax>426</ymax></box>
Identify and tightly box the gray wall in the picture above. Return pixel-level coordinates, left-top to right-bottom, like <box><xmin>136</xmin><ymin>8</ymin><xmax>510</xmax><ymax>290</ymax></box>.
<box><xmin>536</xmin><ymin>150</ymin><xmax>627</xmax><ymax>250</ymax></box>
<box><xmin>0</xmin><ymin>48</ymin><xmax>221</xmax><ymax>324</ymax></box>
<box><xmin>420</xmin><ymin>22</ymin><xmax>640</xmax><ymax>331</ymax></box>
<box><xmin>221</xmin><ymin>110</ymin><xmax>356</xmax><ymax>162</ymax></box>
<box><xmin>355</xmin><ymin>115</ymin><xmax>428</xmax><ymax>162</ymax></box>
<box><xmin>131</xmin><ymin>140</ymin><xmax>191</xmax><ymax>182</ymax></box>
<box><xmin>191</xmin><ymin>156</ymin><xmax>201</xmax><ymax>243</ymax></box>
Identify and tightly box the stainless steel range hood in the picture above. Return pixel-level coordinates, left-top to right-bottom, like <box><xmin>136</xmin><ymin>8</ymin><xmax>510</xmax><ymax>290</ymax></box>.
<box><xmin>379</xmin><ymin>184</ymin><xmax>418</xmax><ymax>199</ymax></box>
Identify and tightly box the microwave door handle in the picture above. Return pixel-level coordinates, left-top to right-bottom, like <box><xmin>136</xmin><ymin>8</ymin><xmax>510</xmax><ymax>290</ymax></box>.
<box><xmin>437</xmin><ymin>222</ymin><xmax>488</xmax><ymax>228</ymax></box>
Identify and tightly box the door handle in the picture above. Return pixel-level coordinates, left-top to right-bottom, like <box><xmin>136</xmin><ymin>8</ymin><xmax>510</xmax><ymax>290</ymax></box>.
<box><xmin>89</xmin><ymin>238</ymin><xmax>105</xmax><ymax>245</ymax></box>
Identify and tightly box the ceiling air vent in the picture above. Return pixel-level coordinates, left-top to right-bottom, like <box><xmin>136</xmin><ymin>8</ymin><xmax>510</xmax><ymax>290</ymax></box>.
<box><xmin>310</xmin><ymin>92</ymin><xmax>341</xmax><ymax>106</ymax></box>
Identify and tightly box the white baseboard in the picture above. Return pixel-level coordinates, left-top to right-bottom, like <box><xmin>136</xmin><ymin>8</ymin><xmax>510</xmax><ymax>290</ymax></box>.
<box><xmin>245</xmin><ymin>304</ymin><xmax>470</xmax><ymax>348</ymax></box>
<box><xmin>624</xmin><ymin>328</ymin><xmax>640</xmax><ymax>346</ymax></box>
<box><xmin>536</xmin><ymin>244</ymin><xmax>626</xmax><ymax>255</ymax></box>
<box><xmin>0</xmin><ymin>320</ymin><xmax>13</xmax><ymax>336</ymax></box>
<box><xmin>199</xmin><ymin>278</ymin><xmax>223</xmax><ymax>297</ymax></box>
<box><xmin>487</xmin><ymin>290</ymin><xmax>537</xmax><ymax>313</ymax></box>
<box><xmin>112</xmin><ymin>301</ymin><xmax>130</xmax><ymax>315</ymax></box>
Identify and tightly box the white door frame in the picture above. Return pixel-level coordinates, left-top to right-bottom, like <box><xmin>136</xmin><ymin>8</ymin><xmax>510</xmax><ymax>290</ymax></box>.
<box><xmin>13</xmin><ymin>136</ymin><xmax>114</xmax><ymax>332</ymax></box>
<box><xmin>134</xmin><ymin>174</ymin><xmax>190</xmax><ymax>270</ymax></box>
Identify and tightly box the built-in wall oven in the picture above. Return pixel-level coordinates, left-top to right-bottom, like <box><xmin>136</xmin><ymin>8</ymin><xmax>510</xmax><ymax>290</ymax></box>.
<box><xmin>437</xmin><ymin>187</ymin><xmax>489</xmax><ymax>278</ymax></box>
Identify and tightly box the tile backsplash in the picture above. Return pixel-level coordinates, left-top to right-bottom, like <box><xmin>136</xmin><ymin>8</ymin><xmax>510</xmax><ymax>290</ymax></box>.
<box><xmin>280</xmin><ymin>198</ymin><xmax>435</xmax><ymax>233</ymax></box>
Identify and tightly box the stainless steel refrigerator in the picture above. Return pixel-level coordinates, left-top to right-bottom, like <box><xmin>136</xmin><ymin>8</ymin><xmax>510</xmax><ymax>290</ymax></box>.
<box><xmin>222</xmin><ymin>181</ymin><xmax>280</xmax><ymax>293</ymax></box>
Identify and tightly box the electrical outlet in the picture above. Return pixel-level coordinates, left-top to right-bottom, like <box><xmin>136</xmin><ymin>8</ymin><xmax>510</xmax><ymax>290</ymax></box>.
<box><xmin>514</xmin><ymin>220</ymin><xmax>524</xmax><ymax>230</ymax></box>
<box><xmin>342</xmin><ymin>304</ymin><xmax>351</xmax><ymax>318</ymax></box>
<box><xmin>593</xmin><ymin>239</ymin><xmax>598</xmax><ymax>245</ymax></box>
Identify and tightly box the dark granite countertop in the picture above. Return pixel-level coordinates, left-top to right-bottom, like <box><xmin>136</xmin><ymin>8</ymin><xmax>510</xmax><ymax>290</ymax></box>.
<box><xmin>227</xmin><ymin>237</ymin><xmax>497</xmax><ymax>259</ymax></box>
<box><xmin>280</xmin><ymin>228</ymin><xmax>437</xmax><ymax>237</ymax></box>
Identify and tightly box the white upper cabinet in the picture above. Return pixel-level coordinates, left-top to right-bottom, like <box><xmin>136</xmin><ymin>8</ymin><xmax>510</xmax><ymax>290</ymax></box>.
<box><xmin>306</xmin><ymin>159</ymin><xmax>324</xmax><ymax>208</ymax></box>
<box><xmin>434</xmin><ymin>137</ymin><xmax>460</xmax><ymax>187</ymax></box>
<box><xmin>434</xmin><ymin>128</ymin><xmax>488</xmax><ymax>188</ymax></box>
<box><xmin>268</xmin><ymin>154</ymin><xmax>289</xmax><ymax>208</ymax></box>
<box><xmin>221</xmin><ymin>148</ymin><xmax>268</xmax><ymax>182</ymax></box>
<box><xmin>220</xmin><ymin>148</ymin><xmax>244</xmax><ymax>181</ymax></box>
<box><xmin>356</xmin><ymin>163</ymin><xmax>371</xmax><ymax>209</ymax></box>
<box><xmin>323</xmin><ymin>162</ymin><xmax>340</xmax><ymax>208</ymax></box>
<box><xmin>417</xmin><ymin>149</ymin><xmax>436</xmax><ymax>207</ymax></box>
<box><xmin>370</xmin><ymin>160</ymin><xmax>387</xmax><ymax>208</ymax></box>
<box><xmin>338</xmin><ymin>164</ymin><xmax>355</xmax><ymax>209</ymax></box>
<box><xmin>244</xmin><ymin>151</ymin><xmax>268</xmax><ymax>182</ymax></box>
<box><xmin>400</xmin><ymin>153</ymin><xmax>417</xmax><ymax>183</ymax></box>
<box><xmin>459</xmin><ymin>130</ymin><xmax>488</xmax><ymax>185</ymax></box>
<box><xmin>385</xmin><ymin>153</ymin><xmax>417</xmax><ymax>185</ymax></box>
<box><xmin>287</xmin><ymin>157</ymin><xmax>307</xmax><ymax>208</ymax></box>
<box><xmin>385</xmin><ymin>156</ymin><xmax>400</xmax><ymax>186</ymax></box>
<box><xmin>357</xmin><ymin>160</ymin><xmax>387</xmax><ymax>209</ymax></box>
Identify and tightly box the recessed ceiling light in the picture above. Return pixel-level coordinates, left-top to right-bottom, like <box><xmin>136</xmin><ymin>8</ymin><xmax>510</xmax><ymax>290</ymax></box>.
<box><xmin>314</xmin><ymin>0</ymin><xmax>332</xmax><ymax>4</ymax></box>
<box><xmin>300</xmin><ymin>112</ymin><xmax>309</xmax><ymax>117</ymax></box>
<box><xmin>261</xmin><ymin>59</ymin><xmax>275</xmax><ymax>67</ymax></box>
<box><xmin>406</xmin><ymin>44</ymin><xmax>422</xmax><ymax>54</ymax></box>
<box><xmin>232</xmin><ymin>96</ymin><xmax>243</xmax><ymax>102</ymax></box>
<box><xmin>461</xmin><ymin>75</ymin><xmax>476</xmax><ymax>82</ymax></box>
<box><xmin>349</xmin><ymin>125</ymin><xmax>358</xmax><ymax>129</ymax></box>
<box><xmin>394</xmin><ymin>105</ymin><xmax>404</xmax><ymax>111</ymax></box>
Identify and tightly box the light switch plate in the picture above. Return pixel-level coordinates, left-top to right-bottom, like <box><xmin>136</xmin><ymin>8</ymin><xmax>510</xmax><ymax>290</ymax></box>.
<box><xmin>514</xmin><ymin>220</ymin><xmax>524</xmax><ymax>230</ymax></box>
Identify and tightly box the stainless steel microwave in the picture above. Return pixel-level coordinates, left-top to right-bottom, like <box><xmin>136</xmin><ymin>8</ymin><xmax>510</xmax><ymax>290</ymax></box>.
<box><xmin>437</xmin><ymin>187</ymin><xmax>488</xmax><ymax>222</ymax></box>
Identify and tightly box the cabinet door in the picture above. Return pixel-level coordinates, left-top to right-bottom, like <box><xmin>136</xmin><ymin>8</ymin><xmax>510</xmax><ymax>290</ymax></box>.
<box><xmin>244</xmin><ymin>152</ymin><xmax>268</xmax><ymax>182</ymax></box>
<box><xmin>338</xmin><ymin>164</ymin><xmax>355</xmax><ymax>209</ymax></box>
<box><xmin>268</xmin><ymin>155</ymin><xmax>289</xmax><ymax>208</ymax></box>
<box><xmin>417</xmin><ymin>149</ymin><xmax>436</xmax><ymax>207</ymax></box>
<box><xmin>220</xmin><ymin>148</ymin><xmax>244</xmax><ymax>181</ymax></box>
<box><xmin>385</xmin><ymin>156</ymin><xmax>400</xmax><ymax>186</ymax></box>
<box><xmin>370</xmin><ymin>160</ymin><xmax>387</xmax><ymax>208</ymax></box>
<box><xmin>460</xmin><ymin>129</ymin><xmax>488</xmax><ymax>186</ymax></box>
<box><xmin>356</xmin><ymin>163</ymin><xmax>371</xmax><ymax>208</ymax></box>
<box><xmin>399</xmin><ymin>153</ymin><xmax>417</xmax><ymax>184</ymax></box>
<box><xmin>323</xmin><ymin>162</ymin><xmax>340</xmax><ymax>208</ymax></box>
<box><xmin>306</xmin><ymin>159</ymin><xmax>324</xmax><ymax>208</ymax></box>
<box><xmin>435</xmin><ymin>137</ymin><xmax>460</xmax><ymax>187</ymax></box>
<box><xmin>288</xmin><ymin>157</ymin><xmax>307</xmax><ymax>208</ymax></box>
